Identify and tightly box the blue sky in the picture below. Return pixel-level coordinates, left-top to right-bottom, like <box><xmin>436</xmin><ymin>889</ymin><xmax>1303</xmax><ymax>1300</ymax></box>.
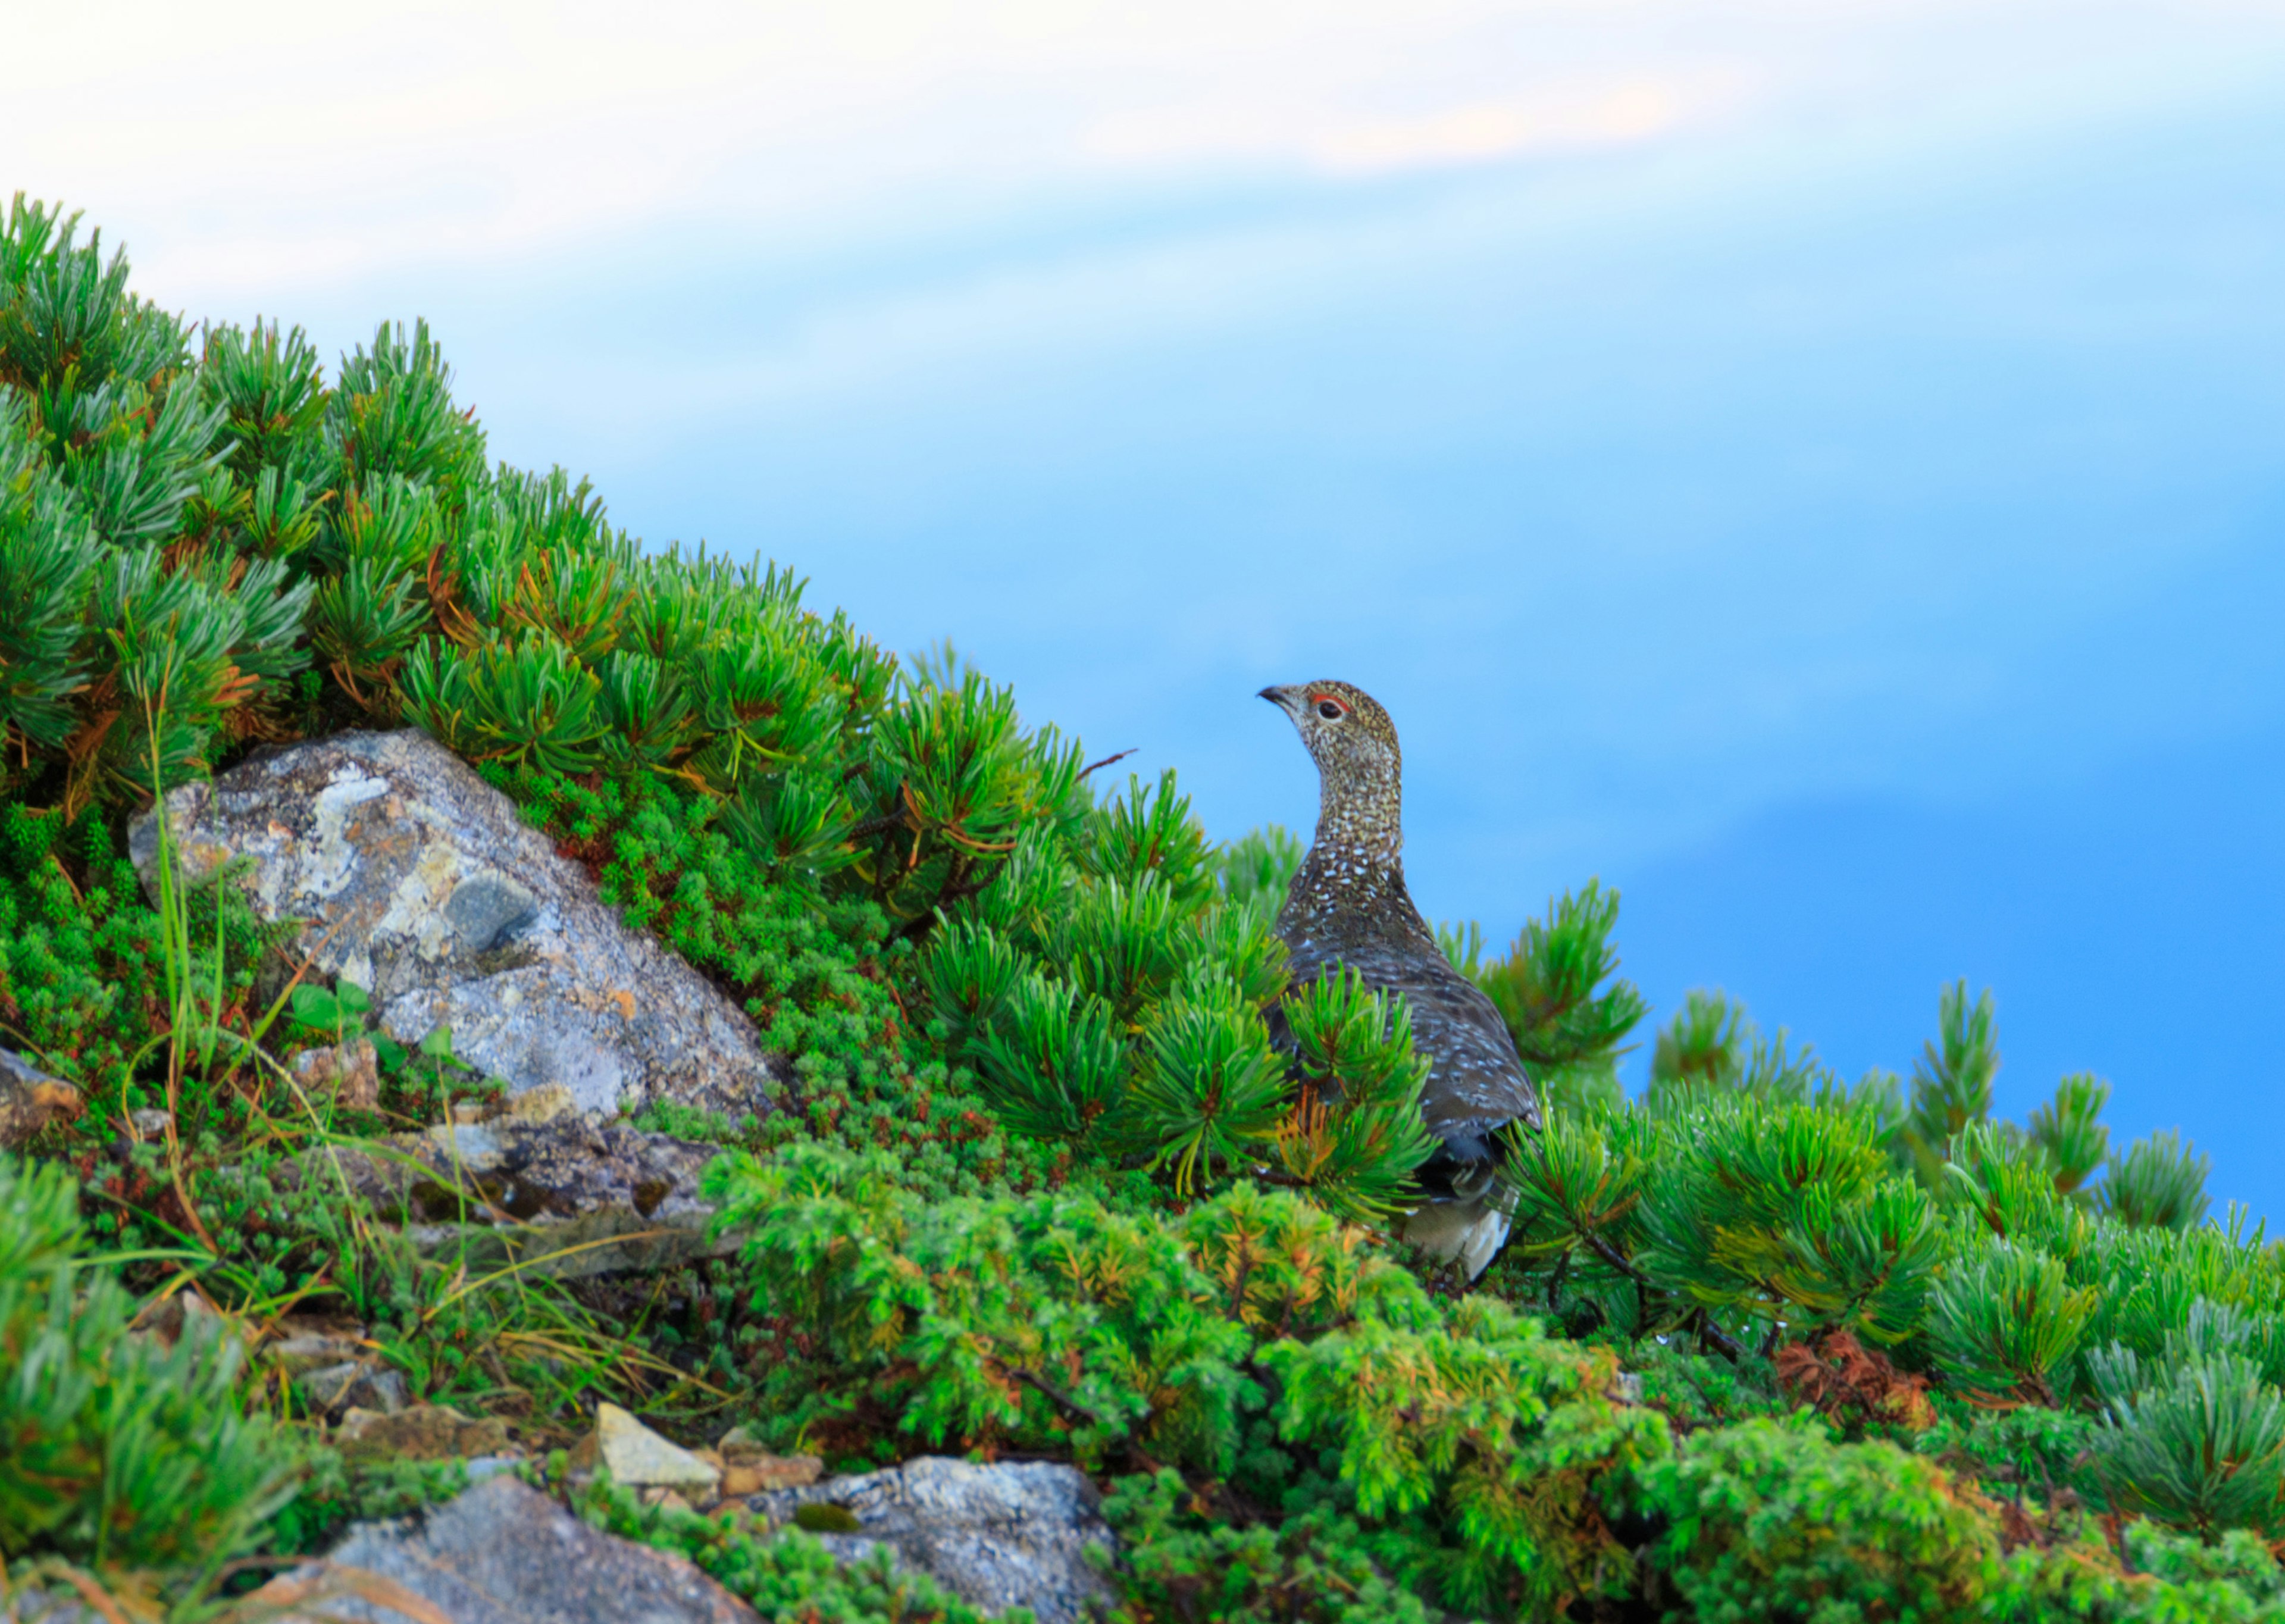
<box><xmin>16</xmin><ymin>0</ymin><xmax>2285</xmax><ymax>1212</ymax></box>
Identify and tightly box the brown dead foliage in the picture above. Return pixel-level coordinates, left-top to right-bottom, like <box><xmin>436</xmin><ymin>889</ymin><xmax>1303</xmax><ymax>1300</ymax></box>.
<box><xmin>1774</xmin><ymin>1329</ymin><xmax>1935</xmax><ymax>1432</ymax></box>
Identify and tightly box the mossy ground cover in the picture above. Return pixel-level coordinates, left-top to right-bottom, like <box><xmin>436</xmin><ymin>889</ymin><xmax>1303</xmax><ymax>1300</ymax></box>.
<box><xmin>4</xmin><ymin>192</ymin><xmax>2284</xmax><ymax>1622</ymax></box>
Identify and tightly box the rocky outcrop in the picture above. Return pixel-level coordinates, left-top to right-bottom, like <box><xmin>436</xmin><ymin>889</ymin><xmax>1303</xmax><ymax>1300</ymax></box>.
<box><xmin>233</xmin><ymin>1460</ymin><xmax>1113</xmax><ymax>1624</ymax></box>
<box><xmin>256</xmin><ymin>1475</ymin><xmax>758</xmax><ymax>1624</ymax></box>
<box><xmin>128</xmin><ymin>729</ymin><xmax>783</xmax><ymax>1121</ymax></box>
<box><xmin>0</xmin><ymin>1048</ymin><xmax>82</xmax><ymax>1147</ymax></box>
<box><xmin>278</xmin><ymin>1082</ymin><xmax>733</xmax><ymax>1279</ymax></box>
<box><xmin>747</xmin><ymin>1457</ymin><xmax>1116</xmax><ymax>1624</ymax></box>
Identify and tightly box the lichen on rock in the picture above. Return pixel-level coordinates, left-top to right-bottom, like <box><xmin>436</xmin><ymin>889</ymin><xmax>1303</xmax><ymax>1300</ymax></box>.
<box><xmin>128</xmin><ymin>729</ymin><xmax>787</xmax><ymax>1122</ymax></box>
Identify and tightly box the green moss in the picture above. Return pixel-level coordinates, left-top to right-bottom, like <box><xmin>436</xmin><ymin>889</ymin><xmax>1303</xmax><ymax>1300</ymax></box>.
<box><xmin>577</xmin><ymin>1475</ymin><xmax>1003</xmax><ymax>1624</ymax></box>
<box><xmin>1641</xmin><ymin>1412</ymin><xmax>2001</xmax><ymax>1622</ymax></box>
<box><xmin>1101</xmin><ymin>1468</ymin><xmax>1432</xmax><ymax>1624</ymax></box>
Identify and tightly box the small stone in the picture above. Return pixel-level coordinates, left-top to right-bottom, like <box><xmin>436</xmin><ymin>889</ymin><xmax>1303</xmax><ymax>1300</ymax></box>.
<box><xmin>128</xmin><ymin>1289</ymin><xmax>226</xmax><ymax>1350</ymax></box>
<box><xmin>130</xmin><ymin>1107</ymin><xmax>174</xmax><ymax>1138</ymax></box>
<box><xmin>418</xmin><ymin>1120</ymin><xmax>508</xmax><ymax>1171</ymax></box>
<box><xmin>0</xmin><ymin>1049</ymin><xmax>83</xmax><ymax>1148</ymax></box>
<box><xmin>505</xmin><ymin>1082</ymin><xmax>577</xmax><ymax>1124</ymax></box>
<box><xmin>301</xmin><ymin>1360</ymin><xmax>409</xmax><ymax>1418</ymax></box>
<box><xmin>719</xmin><ymin>1453</ymin><xmax>822</xmax><ymax>1497</ymax></box>
<box><xmin>596</xmin><ymin>1403</ymin><xmax>721</xmax><ymax>1496</ymax></box>
<box><xmin>338</xmin><ymin>1402</ymin><xmax>511</xmax><ymax>1462</ymax></box>
<box><xmin>265</xmin><ymin>1331</ymin><xmax>368</xmax><ymax>1375</ymax></box>
<box><xmin>294</xmin><ymin>1040</ymin><xmax>379</xmax><ymax>1112</ymax></box>
<box><xmin>716</xmin><ymin>1425</ymin><xmax>824</xmax><ymax>1488</ymax></box>
<box><xmin>640</xmin><ymin>1487</ymin><xmax>696</xmax><ymax>1515</ymax></box>
<box><xmin>450</xmin><ymin>1101</ymin><xmax>488</xmax><ymax>1124</ymax></box>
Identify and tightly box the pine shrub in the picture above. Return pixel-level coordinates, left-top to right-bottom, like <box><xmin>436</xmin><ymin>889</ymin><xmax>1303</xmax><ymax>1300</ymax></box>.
<box><xmin>1641</xmin><ymin>1410</ymin><xmax>2000</xmax><ymax>1622</ymax></box>
<box><xmin>0</xmin><ymin>1153</ymin><xmax>297</xmax><ymax>1577</ymax></box>
<box><xmin>7</xmin><ymin>192</ymin><xmax>2285</xmax><ymax>1623</ymax></box>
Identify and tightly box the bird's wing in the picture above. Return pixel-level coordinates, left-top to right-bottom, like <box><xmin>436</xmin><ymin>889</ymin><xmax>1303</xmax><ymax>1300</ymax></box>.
<box><xmin>1278</xmin><ymin>918</ymin><xmax>1539</xmax><ymax>1152</ymax></box>
<box><xmin>1392</xmin><ymin>959</ymin><xmax>1542</xmax><ymax>1149</ymax></box>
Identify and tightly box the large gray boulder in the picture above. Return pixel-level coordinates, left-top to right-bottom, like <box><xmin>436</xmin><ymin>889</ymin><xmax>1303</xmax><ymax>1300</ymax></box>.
<box><xmin>257</xmin><ymin>1474</ymin><xmax>758</xmax><ymax>1624</ymax></box>
<box><xmin>747</xmin><ymin>1457</ymin><xmax>1116</xmax><ymax>1624</ymax></box>
<box><xmin>129</xmin><ymin>730</ymin><xmax>782</xmax><ymax>1121</ymax></box>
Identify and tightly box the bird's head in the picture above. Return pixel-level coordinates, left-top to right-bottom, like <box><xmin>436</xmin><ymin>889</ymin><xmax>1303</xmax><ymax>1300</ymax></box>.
<box><xmin>1259</xmin><ymin>681</ymin><xmax>1403</xmax><ymax>836</ymax></box>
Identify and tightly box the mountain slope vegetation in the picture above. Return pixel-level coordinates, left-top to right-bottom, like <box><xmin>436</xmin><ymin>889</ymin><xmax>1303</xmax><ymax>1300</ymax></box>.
<box><xmin>2</xmin><ymin>193</ymin><xmax>2278</xmax><ymax>1622</ymax></box>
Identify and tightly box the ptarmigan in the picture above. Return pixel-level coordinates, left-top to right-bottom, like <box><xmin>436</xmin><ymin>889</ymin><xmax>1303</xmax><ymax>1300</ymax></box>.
<box><xmin>1260</xmin><ymin>680</ymin><xmax>1539</xmax><ymax>1276</ymax></box>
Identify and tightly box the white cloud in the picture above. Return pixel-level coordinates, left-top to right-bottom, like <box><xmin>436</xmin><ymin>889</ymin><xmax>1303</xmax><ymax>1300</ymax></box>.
<box><xmin>14</xmin><ymin>0</ymin><xmax>2280</xmax><ymax>314</ymax></box>
<box><xmin>1310</xmin><ymin>79</ymin><xmax>1711</xmax><ymax>173</ymax></box>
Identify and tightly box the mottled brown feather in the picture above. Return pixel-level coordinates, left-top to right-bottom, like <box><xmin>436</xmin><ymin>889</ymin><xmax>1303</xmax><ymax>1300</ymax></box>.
<box><xmin>1261</xmin><ymin>680</ymin><xmax>1541</xmax><ymax>1162</ymax></box>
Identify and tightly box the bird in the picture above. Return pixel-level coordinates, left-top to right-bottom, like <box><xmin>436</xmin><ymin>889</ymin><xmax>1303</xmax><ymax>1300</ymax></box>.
<box><xmin>1259</xmin><ymin>679</ymin><xmax>1539</xmax><ymax>1277</ymax></box>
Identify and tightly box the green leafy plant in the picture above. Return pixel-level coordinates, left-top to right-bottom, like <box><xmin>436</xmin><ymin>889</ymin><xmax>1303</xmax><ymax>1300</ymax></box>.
<box><xmin>1640</xmin><ymin>1410</ymin><xmax>2000</xmax><ymax>1623</ymax></box>
<box><xmin>1901</xmin><ymin>980</ymin><xmax>2002</xmax><ymax>1185</ymax></box>
<box><xmin>287</xmin><ymin>978</ymin><xmax>370</xmax><ymax>1047</ymax></box>
<box><xmin>1463</xmin><ymin>880</ymin><xmax>1649</xmax><ymax>1117</ymax></box>
<box><xmin>1928</xmin><ymin>1240</ymin><xmax>2098</xmax><ymax>1407</ymax></box>
<box><xmin>577</xmin><ymin>1472</ymin><xmax>1000</xmax><ymax>1624</ymax></box>
<box><xmin>2102</xmin><ymin>1128</ymin><xmax>2213</xmax><ymax>1232</ymax></box>
<box><xmin>707</xmin><ymin>1145</ymin><xmax>1663</xmax><ymax>1619</ymax></box>
<box><xmin>2087</xmin><ymin>1302</ymin><xmax>2285</xmax><ymax>1541</ymax></box>
<box><xmin>15</xmin><ymin>192</ymin><xmax>2285</xmax><ymax>1624</ymax></box>
<box><xmin>1101</xmin><ymin>1467</ymin><xmax>1433</xmax><ymax>1623</ymax></box>
<box><xmin>1638</xmin><ymin>1091</ymin><xmax>1942</xmax><ymax>1347</ymax></box>
<box><xmin>2028</xmin><ymin>1071</ymin><xmax>2112</xmax><ymax>1199</ymax></box>
<box><xmin>0</xmin><ymin>1153</ymin><xmax>299</xmax><ymax>1582</ymax></box>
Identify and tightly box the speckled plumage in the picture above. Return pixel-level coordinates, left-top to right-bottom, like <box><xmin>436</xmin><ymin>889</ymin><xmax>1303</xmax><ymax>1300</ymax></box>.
<box><xmin>1260</xmin><ymin>681</ymin><xmax>1542</xmax><ymax>1163</ymax></box>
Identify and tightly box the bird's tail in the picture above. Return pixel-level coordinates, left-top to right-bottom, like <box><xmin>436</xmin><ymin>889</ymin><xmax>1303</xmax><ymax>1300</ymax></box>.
<box><xmin>1401</xmin><ymin>1162</ymin><xmax>1512</xmax><ymax>1280</ymax></box>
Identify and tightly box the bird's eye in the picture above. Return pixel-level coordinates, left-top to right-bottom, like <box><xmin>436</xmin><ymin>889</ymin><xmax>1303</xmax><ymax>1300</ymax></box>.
<box><xmin>1316</xmin><ymin>700</ymin><xmax>1344</xmax><ymax>721</ymax></box>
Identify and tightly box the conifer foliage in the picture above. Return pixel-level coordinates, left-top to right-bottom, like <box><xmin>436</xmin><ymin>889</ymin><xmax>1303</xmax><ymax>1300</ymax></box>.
<box><xmin>922</xmin><ymin>778</ymin><xmax>1439</xmax><ymax>1217</ymax></box>
<box><xmin>3</xmin><ymin>196</ymin><xmax>2280</xmax><ymax>1623</ymax></box>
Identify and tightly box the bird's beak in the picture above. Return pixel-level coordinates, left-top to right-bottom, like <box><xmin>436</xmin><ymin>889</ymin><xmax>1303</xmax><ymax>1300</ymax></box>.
<box><xmin>1258</xmin><ymin>684</ymin><xmax>1298</xmax><ymax>715</ymax></box>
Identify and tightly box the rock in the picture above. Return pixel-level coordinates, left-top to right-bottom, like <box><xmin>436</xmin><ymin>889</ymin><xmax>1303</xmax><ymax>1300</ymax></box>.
<box><xmin>129</xmin><ymin>729</ymin><xmax>785</xmax><ymax>1121</ymax></box>
<box><xmin>0</xmin><ymin>1047</ymin><xmax>83</xmax><ymax>1147</ymax></box>
<box><xmin>265</xmin><ymin>1328</ymin><xmax>370</xmax><ymax>1375</ymax></box>
<box><xmin>749</xmin><ymin>1457</ymin><xmax>1116</xmax><ymax>1624</ymax></box>
<box><xmin>715</xmin><ymin>1426</ymin><xmax>823</xmax><ymax>1495</ymax></box>
<box><xmin>281</xmin><ymin>1106</ymin><xmax>732</xmax><ymax>1279</ymax></box>
<box><xmin>129</xmin><ymin>1107</ymin><xmax>174</xmax><ymax>1138</ymax></box>
<box><xmin>127</xmin><ymin>1288</ymin><xmax>227</xmax><ymax>1350</ymax></box>
<box><xmin>295</xmin><ymin>1038</ymin><xmax>381</xmax><ymax>1112</ymax></box>
<box><xmin>2</xmin><ymin>1584</ymin><xmax>107</xmax><ymax>1622</ymax></box>
<box><xmin>255</xmin><ymin>1473</ymin><xmax>757</xmax><ymax>1624</ymax></box>
<box><xmin>301</xmin><ymin>1360</ymin><xmax>410</xmax><ymax>1418</ymax></box>
<box><xmin>502</xmin><ymin>1082</ymin><xmax>577</xmax><ymax>1124</ymax></box>
<box><xmin>339</xmin><ymin>1403</ymin><xmax>512</xmax><ymax>1463</ymax></box>
<box><xmin>596</xmin><ymin>1402</ymin><xmax>721</xmax><ymax>1497</ymax></box>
